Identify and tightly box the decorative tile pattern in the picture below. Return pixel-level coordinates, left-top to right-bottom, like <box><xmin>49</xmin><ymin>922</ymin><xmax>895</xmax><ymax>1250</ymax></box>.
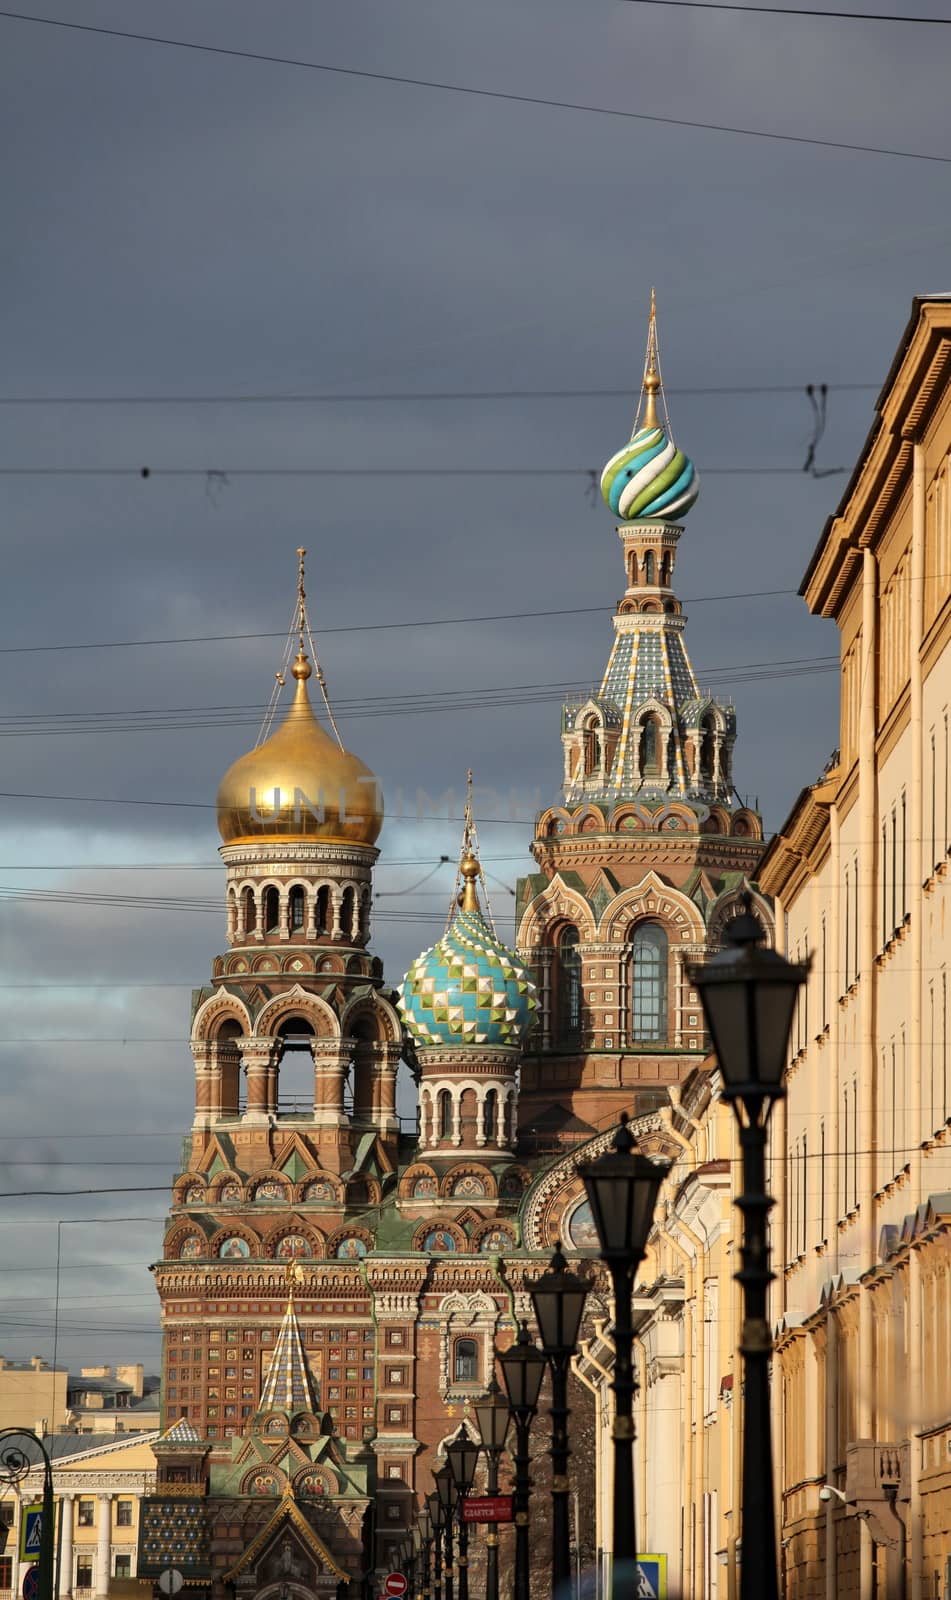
<box><xmin>138</xmin><ymin>1498</ymin><xmax>209</xmax><ymax>1577</ymax></box>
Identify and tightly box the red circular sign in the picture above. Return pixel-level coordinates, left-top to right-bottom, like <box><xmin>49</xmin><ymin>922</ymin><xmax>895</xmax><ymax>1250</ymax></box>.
<box><xmin>384</xmin><ymin>1576</ymin><xmax>408</xmax><ymax>1597</ymax></box>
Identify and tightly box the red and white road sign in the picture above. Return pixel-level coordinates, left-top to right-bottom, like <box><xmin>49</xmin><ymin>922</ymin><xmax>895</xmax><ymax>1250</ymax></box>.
<box><xmin>384</xmin><ymin>1575</ymin><xmax>408</xmax><ymax>1597</ymax></box>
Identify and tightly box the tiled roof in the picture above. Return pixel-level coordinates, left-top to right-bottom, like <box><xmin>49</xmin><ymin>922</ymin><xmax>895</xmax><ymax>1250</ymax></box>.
<box><xmin>258</xmin><ymin>1296</ymin><xmax>320</xmax><ymax>1417</ymax></box>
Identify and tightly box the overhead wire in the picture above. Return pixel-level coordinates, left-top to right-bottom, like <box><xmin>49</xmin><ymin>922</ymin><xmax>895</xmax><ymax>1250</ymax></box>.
<box><xmin>0</xmin><ymin>592</ymin><xmax>809</xmax><ymax>656</ymax></box>
<box><xmin>0</xmin><ymin>11</ymin><xmax>947</xmax><ymax>165</ymax></box>
<box><xmin>0</xmin><ymin>382</ymin><xmax>879</xmax><ymax>405</ymax></box>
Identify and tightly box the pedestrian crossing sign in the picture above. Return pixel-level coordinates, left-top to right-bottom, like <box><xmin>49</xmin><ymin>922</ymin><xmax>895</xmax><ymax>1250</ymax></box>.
<box><xmin>19</xmin><ymin>1506</ymin><xmax>44</xmax><ymax>1562</ymax></box>
<box><xmin>635</xmin><ymin>1555</ymin><xmax>667</xmax><ymax>1598</ymax></box>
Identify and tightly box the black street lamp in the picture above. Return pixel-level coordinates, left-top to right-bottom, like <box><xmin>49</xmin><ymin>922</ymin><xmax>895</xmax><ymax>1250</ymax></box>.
<box><xmin>499</xmin><ymin>1322</ymin><xmax>546</xmax><ymax>1600</ymax></box>
<box><xmin>446</xmin><ymin>1424</ymin><xmax>480</xmax><ymax>1600</ymax></box>
<box><xmin>427</xmin><ymin>1493</ymin><xmax>444</xmax><ymax>1600</ymax></box>
<box><xmin>530</xmin><ymin>1242</ymin><xmax>590</xmax><ymax>1600</ymax></box>
<box><xmin>434</xmin><ymin>1465</ymin><xmax>457</xmax><ymax>1600</ymax></box>
<box><xmin>0</xmin><ymin>1430</ymin><xmax>54</xmax><ymax>1600</ymax></box>
<box><xmin>418</xmin><ymin>1506</ymin><xmax>433</xmax><ymax>1600</ymax></box>
<box><xmin>577</xmin><ymin>1114</ymin><xmax>670</xmax><ymax>1599</ymax></box>
<box><xmin>473</xmin><ymin>1377</ymin><xmax>510</xmax><ymax>1600</ymax></box>
<box><xmin>689</xmin><ymin>899</ymin><xmax>808</xmax><ymax>1600</ymax></box>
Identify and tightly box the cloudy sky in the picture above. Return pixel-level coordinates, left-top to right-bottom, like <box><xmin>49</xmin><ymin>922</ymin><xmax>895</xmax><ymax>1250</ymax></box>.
<box><xmin>0</xmin><ymin>0</ymin><xmax>947</xmax><ymax>1379</ymax></box>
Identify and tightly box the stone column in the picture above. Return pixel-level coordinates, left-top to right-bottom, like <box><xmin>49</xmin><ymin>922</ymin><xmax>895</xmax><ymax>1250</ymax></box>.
<box><xmin>305</xmin><ymin>887</ymin><xmax>318</xmax><ymax>942</ymax></box>
<box><xmin>278</xmin><ymin>886</ymin><xmax>290</xmax><ymax>942</ymax></box>
<box><xmin>373</xmin><ymin>1043</ymin><xmax>401</xmax><ymax>1133</ymax></box>
<box><xmin>94</xmin><ymin>1496</ymin><xmax>111</xmax><ymax>1600</ymax></box>
<box><xmin>313</xmin><ymin>1043</ymin><xmax>355</xmax><ymax>1127</ymax></box>
<box><xmin>237</xmin><ymin>1038</ymin><xmax>279</xmax><ymax>1122</ymax></box>
<box><xmin>190</xmin><ymin>1041</ymin><xmax>217</xmax><ymax>1129</ymax></box>
<box><xmin>331</xmin><ymin>889</ymin><xmax>343</xmax><ymax>939</ymax></box>
<box><xmin>58</xmin><ymin>1493</ymin><xmax>74</xmax><ymax>1598</ymax></box>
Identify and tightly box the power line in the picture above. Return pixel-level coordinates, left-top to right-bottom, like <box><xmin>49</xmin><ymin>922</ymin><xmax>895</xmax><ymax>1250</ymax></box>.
<box><xmin>0</xmin><ymin>382</ymin><xmax>879</xmax><ymax>405</ymax></box>
<box><xmin>0</xmin><ymin>11</ymin><xmax>946</xmax><ymax>164</ymax></box>
<box><xmin>0</xmin><ymin>591</ymin><xmax>804</xmax><ymax>656</ymax></box>
<box><xmin>0</xmin><ymin>656</ymin><xmax>838</xmax><ymax>737</ymax></box>
<box><xmin>619</xmin><ymin>0</ymin><xmax>951</xmax><ymax>21</ymax></box>
<box><xmin>0</xmin><ymin>463</ymin><xmax>840</xmax><ymax>478</ymax></box>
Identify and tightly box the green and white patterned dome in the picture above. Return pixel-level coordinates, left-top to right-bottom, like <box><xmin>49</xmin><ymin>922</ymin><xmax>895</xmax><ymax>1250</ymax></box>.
<box><xmin>399</xmin><ymin>858</ymin><xmax>537</xmax><ymax>1048</ymax></box>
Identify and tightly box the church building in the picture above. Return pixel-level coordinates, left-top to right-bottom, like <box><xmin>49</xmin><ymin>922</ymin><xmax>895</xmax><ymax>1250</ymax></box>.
<box><xmin>138</xmin><ymin>303</ymin><xmax>769</xmax><ymax>1597</ymax></box>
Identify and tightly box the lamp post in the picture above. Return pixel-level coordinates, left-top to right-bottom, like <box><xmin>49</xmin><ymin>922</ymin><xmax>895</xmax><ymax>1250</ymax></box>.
<box><xmin>499</xmin><ymin>1322</ymin><xmax>546</xmax><ymax>1600</ymax></box>
<box><xmin>473</xmin><ymin>1377</ymin><xmax>510</xmax><ymax>1600</ymax></box>
<box><xmin>418</xmin><ymin>1506</ymin><xmax>433</xmax><ymax>1600</ymax></box>
<box><xmin>446</xmin><ymin>1424</ymin><xmax>480</xmax><ymax>1600</ymax></box>
<box><xmin>434</xmin><ymin>1465</ymin><xmax>457</xmax><ymax>1600</ymax></box>
<box><xmin>427</xmin><ymin>1493</ymin><xmax>443</xmax><ymax>1600</ymax></box>
<box><xmin>688</xmin><ymin>899</ymin><xmax>808</xmax><ymax>1600</ymax></box>
<box><xmin>530</xmin><ymin>1242</ymin><xmax>590</xmax><ymax>1600</ymax></box>
<box><xmin>577</xmin><ymin>1114</ymin><xmax>670</xmax><ymax>1598</ymax></box>
<box><xmin>0</xmin><ymin>1431</ymin><xmax>54</xmax><ymax>1600</ymax></box>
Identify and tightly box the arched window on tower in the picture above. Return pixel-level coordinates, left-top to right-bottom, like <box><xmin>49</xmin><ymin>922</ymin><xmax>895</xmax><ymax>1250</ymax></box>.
<box><xmin>639</xmin><ymin>715</ymin><xmax>663</xmax><ymax>780</ymax></box>
<box><xmin>643</xmin><ymin>550</ymin><xmax>656</xmax><ymax>585</ymax></box>
<box><xmin>316</xmin><ymin>886</ymin><xmax>331</xmax><ymax>935</ymax></box>
<box><xmin>556</xmin><ymin>926</ymin><xmax>582</xmax><ymax>1045</ymax></box>
<box><xmin>700</xmin><ymin>715</ymin><xmax>717</xmax><ymax>784</ymax></box>
<box><xmin>629</xmin><ymin>923</ymin><xmax>669</xmax><ymax>1043</ymax></box>
<box><xmin>627</xmin><ymin>551</ymin><xmax>639</xmax><ymax>587</ymax></box>
<box><xmin>438</xmin><ymin>1089</ymin><xmax>453</xmax><ymax>1141</ymax></box>
<box><xmin>482</xmin><ymin>1088</ymin><xmax>498</xmax><ymax>1143</ymax></box>
<box><xmin>243</xmin><ymin>887</ymin><xmax>257</xmax><ymax>935</ymax></box>
<box><xmin>581</xmin><ymin>717</ymin><xmax>599</xmax><ymax>778</ymax></box>
<box><xmin>660</xmin><ymin>551</ymin><xmax>672</xmax><ymax>586</ymax></box>
<box><xmin>289</xmin><ymin>885</ymin><xmax>306</xmax><ymax>931</ymax></box>
<box><xmin>217</xmin><ymin>1019</ymin><xmax>243</xmax><ymax>1117</ymax></box>
<box><xmin>263</xmin><ymin>887</ymin><xmax>280</xmax><ymax>933</ymax></box>
<box><xmin>276</xmin><ymin>1017</ymin><xmax>316</xmax><ymax>1113</ymax></box>
<box><xmin>340</xmin><ymin>886</ymin><xmax>356</xmax><ymax>940</ymax></box>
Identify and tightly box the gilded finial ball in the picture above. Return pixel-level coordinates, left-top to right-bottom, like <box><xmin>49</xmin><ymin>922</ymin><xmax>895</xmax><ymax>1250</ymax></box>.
<box><xmin>291</xmin><ymin>652</ymin><xmax>312</xmax><ymax>681</ymax></box>
<box><xmin>460</xmin><ymin>852</ymin><xmax>480</xmax><ymax>880</ymax></box>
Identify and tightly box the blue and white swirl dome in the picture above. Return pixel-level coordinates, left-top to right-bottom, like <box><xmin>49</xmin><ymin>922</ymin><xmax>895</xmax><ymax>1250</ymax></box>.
<box><xmin>399</xmin><ymin>909</ymin><xmax>537</xmax><ymax>1048</ymax></box>
<box><xmin>600</xmin><ymin>423</ymin><xmax>700</xmax><ymax>521</ymax></box>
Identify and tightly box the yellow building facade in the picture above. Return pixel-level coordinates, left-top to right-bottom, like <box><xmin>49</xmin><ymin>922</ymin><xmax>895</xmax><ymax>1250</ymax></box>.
<box><xmin>0</xmin><ymin>1434</ymin><xmax>157</xmax><ymax>1600</ymax></box>
<box><xmin>760</xmin><ymin>294</ymin><xmax>951</xmax><ymax>1600</ymax></box>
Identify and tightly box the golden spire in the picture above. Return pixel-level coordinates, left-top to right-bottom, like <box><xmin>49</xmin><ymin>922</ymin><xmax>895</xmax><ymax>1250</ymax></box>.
<box><xmin>284</xmin><ymin>1258</ymin><xmax>303</xmax><ymax>1311</ymax></box>
<box><xmin>641</xmin><ymin>287</ymin><xmax>661</xmax><ymax>432</ymax></box>
<box><xmin>459</xmin><ymin>768</ymin><xmax>480</xmax><ymax>912</ymax></box>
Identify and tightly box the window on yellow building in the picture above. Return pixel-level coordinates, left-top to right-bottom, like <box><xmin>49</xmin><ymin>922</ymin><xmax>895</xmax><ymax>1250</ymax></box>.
<box><xmin>116</xmin><ymin>1502</ymin><xmax>133</xmax><ymax>1527</ymax></box>
<box><xmin>77</xmin><ymin>1502</ymin><xmax>95</xmax><ymax>1528</ymax></box>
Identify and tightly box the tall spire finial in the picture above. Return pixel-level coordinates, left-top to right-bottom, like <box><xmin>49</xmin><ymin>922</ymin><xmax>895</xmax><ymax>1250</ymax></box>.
<box><xmin>296</xmin><ymin>546</ymin><xmax>307</xmax><ymax>653</ymax></box>
<box><xmin>639</xmin><ymin>287</ymin><xmax>662</xmax><ymax>434</ymax></box>
<box><xmin>459</xmin><ymin>768</ymin><xmax>480</xmax><ymax>912</ymax></box>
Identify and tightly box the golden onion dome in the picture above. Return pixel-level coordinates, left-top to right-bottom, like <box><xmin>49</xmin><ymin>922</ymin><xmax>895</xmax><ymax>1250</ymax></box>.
<box><xmin>216</xmin><ymin>651</ymin><xmax>383</xmax><ymax>847</ymax></box>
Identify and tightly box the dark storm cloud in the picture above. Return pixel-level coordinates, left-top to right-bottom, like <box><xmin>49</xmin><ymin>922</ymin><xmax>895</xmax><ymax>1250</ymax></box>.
<box><xmin>0</xmin><ymin>0</ymin><xmax>947</xmax><ymax>1362</ymax></box>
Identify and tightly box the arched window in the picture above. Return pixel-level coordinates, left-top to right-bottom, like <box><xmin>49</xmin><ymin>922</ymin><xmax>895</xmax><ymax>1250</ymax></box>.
<box><xmin>289</xmin><ymin>886</ymin><xmax>306</xmax><ymax>931</ymax></box>
<box><xmin>316</xmin><ymin>886</ymin><xmax>331</xmax><ymax>934</ymax></box>
<box><xmin>660</xmin><ymin>552</ymin><xmax>672</xmax><ymax>586</ymax></box>
<box><xmin>453</xmin><ymin>1339</ymin><xmax>479</xmax><ymax>1383</ymax></box>
<box><xmin>340</xmin><ymin>886</ymin><xmax>355</xmax><ymax>939</ymax></box>
<box><xmin>628</xmin><ymin>551</ymin><xmax>638</xmax><ymax>587</ymax></box>
<box><xmin>243</xmin><ymin>887</ymin><xmax>257</xmax><ymax>934</ymax></box>
<box><xmin>639</xmin><ymin>715</ymin><xmax>662</xmax><ymax>779</ymax></box>
<box><xmin>700</xmin><ymin>716</ymin><xmax>717</xmax><ymax>783</ymax></box>
<box><xmin>643</xmin><ymin>550</ymin><xmax>656</xmax><ymax>584</ymax></box>
<box><xmin>263</xmin><ymin>887</ymin><xmax>280</xmax><ymax>932</ymax></box>
<box><xmin>581</xmin><ymin>717</ymin><xmax>599</xmax><ymax>778</ymax></box>
<box><xmin>557</xmin><ymin>926</ymin><xmax>582</xmax><ymax>1045</ymax></box>
<box><xmin>438</xmin><ymin>1090</ymin><xmax>453</xmax><ymax>1140</ymax></box>
<box><xmin>630</xmin><ymin>923</ymin><xmax>669</xmax><ymax>1043</ymax></box>
<box><xmin>482</xmin><ymin>1088</ymin><xmax>498</xmax><ymax>1143</ymax></box>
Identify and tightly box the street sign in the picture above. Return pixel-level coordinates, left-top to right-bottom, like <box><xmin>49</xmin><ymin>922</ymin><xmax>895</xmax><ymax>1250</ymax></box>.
<box><xmin>461</xmin><ymin>1494</ymin><xmax>514</xmax><ymax>1524</ymax></box>
<box><xmin>635</xmin><ymin>1555</ymin><xmax>668</xmax><ymax>1598</ymax></box>
<box><xmin>19</xmin><ymin>1507</ymin><xmax>43</xmax><ymax>1562</ymax></box>
<box><xmin>158</xmin><ymin>1571</ymin><xmax>184</xmax><ymax>1596</ymax></box>
<box><xmin>383</xmin><ymin>1576</ymin><xmax>408</xmax><ymax>1597</ymax></box>
<box><xmin>22</xmin><ymin>1565</ymin><xmax>39</xmax><ymax>1600</ymax></box>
